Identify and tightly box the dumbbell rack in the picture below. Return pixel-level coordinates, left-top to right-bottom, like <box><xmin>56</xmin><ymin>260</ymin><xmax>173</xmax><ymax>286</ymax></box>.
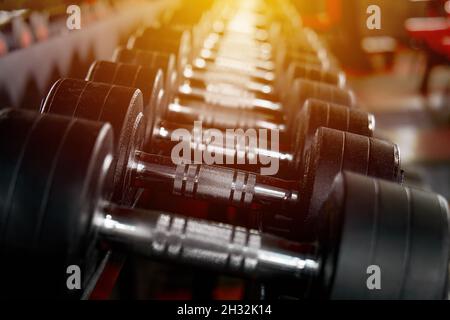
<box><xmin>0</xmin><ymin>0</ymin><xmax>449</xmax><ymax>300</ymax></box>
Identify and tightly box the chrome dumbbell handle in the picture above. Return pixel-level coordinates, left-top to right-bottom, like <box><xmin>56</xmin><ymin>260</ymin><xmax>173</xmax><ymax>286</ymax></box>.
<box><xmin>177</xmin><ymin>82</ymin><xmax>282</xmax><ymax>112</ymax></box>
<box><xmin>99</xmin><ymin>204</ymin><xmax>319</xmax><ymax>281</ymax></box>
<box><xmin>131</xmin><ymin>152</ymin><xmax>300</xmax><ymax>209</ymax></box>
<box><xmin>148</xmin><ymin>119</ymin><xmax>294</xmax><ymax>174</ymax></box>
<box><xmin>183</xmin><ymin>65</ymin><xmax>276</xmax><ymax>96</ymax></box>
<box><xmin>166</xmin><ymin>98</ymin><xmax>286</xmax><ymax>131</ymax></box>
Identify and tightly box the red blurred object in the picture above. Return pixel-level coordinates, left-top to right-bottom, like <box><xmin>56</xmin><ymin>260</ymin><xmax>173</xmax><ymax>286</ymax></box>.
<box><xmin>405</xmin><ymin>0</ymin><xmax>449</xmax><ymax>94</ymax></box>
<box><xmin>89</xmin><ymin>253</ymin><xmax>127</xmax><ymax>300</ymax></box>
<box><xmin>213</xmin><ymin>285</ymin><xmax>244</xmax><ymax>300</ymax></box>
<box><xmin>406</xmin><ymin>17</ymin><xmax>450</xmax><ymax>59</ymax></box>
<box><xmin>299</xmin><ymin>0</ymin><xmax>343</xmax><ymax>31</ymax></box>
<box><xmin>0</xmin><ymin>33</ymin><xmax>8</xmax><ymax>56</ymax></box>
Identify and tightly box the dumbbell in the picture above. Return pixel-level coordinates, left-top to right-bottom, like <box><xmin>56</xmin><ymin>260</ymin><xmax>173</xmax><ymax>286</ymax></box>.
<box><xmin>113</xmin><ymin>46</ymin><xmax>356</xmax><ymax>136</ymax></box>
<box><xmin>128</xmin><ymin>27</ymin><xmax>278</xmax><ymax>101</ymax></box>
<box><xmin>40</xmin><ymin>79</ymin><xmax>400</xmax><ymax>240</ymax></box>
<box><xmin>129</xmin><ymin>24</ymin><xmax>331</xmax><ymax>97</ymax></box>
<box><xmin>1</xmin><ymin>108</ymin><xmax>448</xmax><ymax>299</ymax></box>
<box><xmin>129</xmin><ymin>8</ymin><xmax>335</xmax><ymax>91</ymax></box>
<box><xmin>85</xmin><ymin>61</ymin><xmax>372</xmax><ymax>176</ymax></box>
<box><xmin>125</xmin><ymin>23</ymin><xmax>349</xmax><ymax>112</ymax></box>
<box><xmin>114</xmin><ymin>47</ymin><xmax>347</xmax><ymax>115</ymax></box>
<box><xmin>174</xmin><ymin>2</ymin><xmax>330</xmax><ymax>72</ymax></box>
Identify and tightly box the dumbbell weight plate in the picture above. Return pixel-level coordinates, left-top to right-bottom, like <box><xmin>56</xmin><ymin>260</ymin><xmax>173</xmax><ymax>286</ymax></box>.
<box><xmin>262</xmin><ymin>127</ymin><xmax>400</xmax><ymax>240</ymax></box>
<box><xmin>129</xmin><ymin>28</ymin><xmax>191</xmax><ymax>78</ymax></box>
<box><xmin>301</xmin><ymin>127</ymin><xmax>401</xmax><ymax>235</ymax></box>
<box><xmin>291</xmin><ymin>99</ymin><xmax>376</xmax><ymax>171</ymax></box>
<box><xmin>284</xmin><ymin>62</ymin><xmax>346</xmax><ymax>90</ymax></box>
<box><xmin>0</xmin><ymin>109</ymin><xmax>113</xmax><ymax>298</ymax></box>
<box><xmin>87</xmin><ymin>61</ymin><xmax>164</xmax><ymax>147</ymax></box>
<box><xmin>80</xmin><ymin>60</ymin><xmax>379</xmax><ymax>188</ymax></box>
<box><xmin>41</xmin><ymin>78</ymin><xmax>402</xmax><ymax>245</ymax></box>
<box><xmin>113</xmin><ymin>47</ymin><xmax>178</xmax><ymax>95</ymax></box>
<box><xmin>41</xmin><ymin>79</ymin><xmax>145</xmax><ymax>205</ymax></box>
<box><xmin>319</xmin><ymin>171</ymin><xmax>450</xmax><ymax>299</ymax></box>
<box><xmin>286</xmin><ymin>79</ymin><xmax>356</xmax><ymax>129</ymax></box>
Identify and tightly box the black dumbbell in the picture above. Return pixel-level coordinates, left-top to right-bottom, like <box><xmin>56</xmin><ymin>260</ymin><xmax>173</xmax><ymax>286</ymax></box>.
<box><xmin>128</xmin><ymin>26</ymin><xmax>335</xmax><ymax>101</ymax></box>
<box><xmin>124</xmin><ymin>25</ymin><xmax>354</xmax><ymax>117</ymax></box>
<box><xmin>85</xmin><ymin>61</ymin><xmax>373</xmax><ymax>176</ymax></box>
<box><xmin>1</xmin><ymin>108</ymin><xmax>447</xmax><ymax>299</ymax></box>
<box><xmin>114</xmin><ymin>47</ymin><xmax>347</xmax><ymax>112</ymax></box>
<box><xmin>40</xmin><ymin>79</ymin><xmax>400</xmax><ymax>240</ymax></box>
<box><xmin>125</xmin><ymin>23</ymin><xmax>336</xmax><ymax>100</ymax></box>
<box><xmin>112</xmin><ymin>48</ymin><xmax>356</xmax><ymax>141</ymax></box>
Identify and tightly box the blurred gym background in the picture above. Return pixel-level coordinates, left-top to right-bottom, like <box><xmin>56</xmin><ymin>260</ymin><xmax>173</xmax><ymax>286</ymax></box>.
<box><xmin>0</xmin><ymin>0</ymin><xmax>449</xmax><ymax>299</ymax></box>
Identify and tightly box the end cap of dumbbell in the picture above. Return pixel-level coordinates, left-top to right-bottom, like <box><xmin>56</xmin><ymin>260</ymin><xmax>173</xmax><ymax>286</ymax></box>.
<box><xmin>317</xmin><ymin>171</ymin><xmax>450</xmax><ymax>300</ymax></box>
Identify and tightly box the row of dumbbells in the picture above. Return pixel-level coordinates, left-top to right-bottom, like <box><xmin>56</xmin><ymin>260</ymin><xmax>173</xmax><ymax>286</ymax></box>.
<box><xmin>0</xmin><ymin>0</ymin><xmax>449</xmax><ymax>299</ymax></box>
<box><xmin>41</xmin><ymin>0</ymin><xmax>380</xmax><ymax>240</ymax></box>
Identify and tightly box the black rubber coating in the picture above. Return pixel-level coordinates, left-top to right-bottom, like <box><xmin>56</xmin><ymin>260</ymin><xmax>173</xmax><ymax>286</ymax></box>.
<box><xmin>286</xmin><ymin>79</ymin><xmax>356</xmax><ymax>131</ymax></box>
<box><xmin>291</xmin><ymin>98</ymin><xmax>375</xmax><ymax>171</ymax></box>
<box><xmin>87</xmin><ymin>61</ymin><xmax>165</xmax><ymax>146</ymax></box>
<box><xmin>319</xmin><ymin>172</ymin><xmax>450</xmax><ymax>300</ymax></box>
<box><xmin>41</xmin><ymin>79</ymin><xmax>145</xmax><ymax>204</ymax></box>
<box><xmin>0</xmin><ymin>108</ymin><xmax>113</xmax><ymax>298</ymax></box>
<box><xmin>286</xmin><ymin>63</ymin><xmax>346</xmax><ymax>88</ymax></box>
<box><xmin>130</xmin><ymin>27</ymin><xmax>185</xmax><ymax>53</ymax></box>
<box><xmin>129</xmin><ymin>28</ymin><xmax>191</xmax><ymax>66</ymax></box>
<box><xmin>113</xmin><ymin>48</ymin><xmax>178</xmax><ymax>98</ymax></box>
<box><xmin>298</xmin><ymin>78</ymin><xmax>355</xmax><ymax>107</ymax></box>
<box><xmin>299</xmin><ymin>127</ymin><xmax>401</xmax><ymax>239</ymax></box>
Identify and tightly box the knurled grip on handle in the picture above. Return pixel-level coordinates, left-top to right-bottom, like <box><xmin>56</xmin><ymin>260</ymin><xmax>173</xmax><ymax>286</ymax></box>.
<box><xmin>174</xmin><ymin>163</ymin><xmax>257</xmax><ymax>206</ymax></box>
<box><xmin>101</xmin><ymin>205</ymin><xmax>319</xmax><ymax>280</ymax></box>
<box><xmin>133</xmin><ymin>153</ymin><xmax>300</xmax><ymax>209</ymax></box>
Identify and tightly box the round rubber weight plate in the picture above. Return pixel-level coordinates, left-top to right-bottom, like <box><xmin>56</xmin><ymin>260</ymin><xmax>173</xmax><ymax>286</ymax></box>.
<box><xmin>288</xmin><ymin>63</ymin><xmax>346</xmax><ymax>87</ymax></box>
<box><xmin>113</xmin><ymin>48</ymin><xmax>158</xmax><ymax>67</ymax></box>
<box><xmin>41</xmin><ymin>78</ymin><xmax>88</xmax><ymax>116</ymax></box>
<box><xmin>42</xmin><ymin>79</ymin><xmax>110</xmax><ymax>121</ymax></box>
<box><xmin>291</xmin><ymin>99</ymin><xmax>374</xmax><ymax>172</ymax></box>
<box><xmin>322</xmin><ymin>172</ymin><xmax>450</xmax><ymax>299</ymax></box>
<box><xmin>96</xmin><ymin>84</ymin><xmax>144</xmax><ymax>204</ymax></box>
<box><xmin>42</xmin><ymin>79</ymin><xmax>145</xmax><ymax>204</ymax></box>
<box><xmin>302</xmin><ymin>128</ymin><xmax>400</xmax><ymax>238</ymax></box>
<box><xmin>37</xmin><ymin>117</ymin><xmax>113</xmax><ymax>295</ymax></box>
<box><xmin>142</xmin><ymin>28</ymin><xmax>184</xmax><ymax>51</ymax></box>
<box><xmin>0</xmin><ymin>109</ymin><xmax>113</xmax><ymax>297</ymax></box>
<box><xmin>131</xmin><ymin>29</ymin><xmax>182</xmax><ymax>54</ymax></box>
<box><xmin>0</xmin><ymin>109</ymin><xmax>38</xmax><ymax>238</ymax></box>
<box><xmin>296</xmin><ymin>79</ymin><xmax>356</xmax><ymax>109</ymax></box>
<box><xmin>86</xmin><ymin>60</ymin><xmax>118</xmax><ymax>83</ymax></box>
<box><xmin>113</xmin><ymin>48</ymin><xmax>177</xmax><ymax>94</ymax></box>
<box><xmin>87</xmin><ymin>61</ymin><xmax>165</xmax><ymax>146</ymax></box>
<box><xmin>144</xmin><ymin>69</ymin><xmax>165</xmax><ymax>151</ymax></box>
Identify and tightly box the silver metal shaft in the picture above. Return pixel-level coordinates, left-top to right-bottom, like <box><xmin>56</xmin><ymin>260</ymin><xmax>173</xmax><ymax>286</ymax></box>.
<box><xmin>98</xmin><ymin>204</ymin><xmax>320</xmax><ymax>281</ymax></box>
